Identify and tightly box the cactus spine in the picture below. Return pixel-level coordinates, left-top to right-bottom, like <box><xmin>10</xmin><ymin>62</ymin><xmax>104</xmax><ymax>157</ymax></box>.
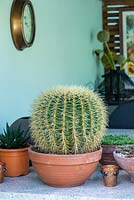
<box><xmin>30</xmin><ymin>86</ymin><xmax>107</xmax><ymax>154</ymax></box>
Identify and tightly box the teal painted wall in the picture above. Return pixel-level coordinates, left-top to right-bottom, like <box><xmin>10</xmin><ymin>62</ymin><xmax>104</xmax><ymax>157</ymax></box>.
<box><xmin>0</xmin><ymin>0</ymin><xmax>102</xmax><ymax>131</ymax></box>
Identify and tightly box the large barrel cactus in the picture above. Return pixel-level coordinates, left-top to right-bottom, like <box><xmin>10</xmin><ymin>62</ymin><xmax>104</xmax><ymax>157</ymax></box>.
<box><xmin>30</xmin><ymin>86</ymin><xmax>107</xmax><ymax>154</ymax></box>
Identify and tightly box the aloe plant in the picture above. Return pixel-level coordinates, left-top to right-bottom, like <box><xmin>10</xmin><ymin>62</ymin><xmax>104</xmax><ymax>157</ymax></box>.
<box><xmin>0</xmin><ymin>123</ymin><xmax>30</xmax><ymax>149</ymax></box>
<box><xmin>30</xmin><ymin>86</ymin><xmax>107</xmax><ymax>154</ymax></box>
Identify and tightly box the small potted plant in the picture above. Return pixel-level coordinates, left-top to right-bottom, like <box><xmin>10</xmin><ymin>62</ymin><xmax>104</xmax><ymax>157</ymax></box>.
<box><xmin>96</xmin><ymin>30</ymin><xmax>126</xmax><ymax>72</ymax></box>
<box><xmin>0</xmin><ymin>123</ymin><xmax>30</xmax><ymax>177</ymax></box>
<box><xmin>95</xmin><ymin>30</ymin><xmax>134</xmax><ymax>101</ymax></box>
<box><xmin>100</xmin><ymin>134</ymin><xmax>134</xmax><ymax>166</ymax></box>
<box><xmin>29</xmin><ymin>86</ymin><xmax>107</xmax><ymax>187</ymax></box>
<box><xmin>113</xmin><ymin>145</ymin><xmax>134</xmax><ymax>183</ymax></box>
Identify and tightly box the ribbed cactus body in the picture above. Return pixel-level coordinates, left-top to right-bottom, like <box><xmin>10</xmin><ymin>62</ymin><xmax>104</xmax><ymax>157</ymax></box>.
<box><xmin>30</xmin><ymin>86</ymin><xmax>107</xmax><ymax>154</ymax></box>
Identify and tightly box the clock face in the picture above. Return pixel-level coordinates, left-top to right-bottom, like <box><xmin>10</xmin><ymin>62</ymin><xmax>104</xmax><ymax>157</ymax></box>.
<box><xmin>10</xmin><ymin>0</ymin><xmax>36</xmax><ymax>50</ymax></box>
<box><xmin>22</xmin><ymin>3</ymin><xmax>34</xmax><ymax>44</ymax></box>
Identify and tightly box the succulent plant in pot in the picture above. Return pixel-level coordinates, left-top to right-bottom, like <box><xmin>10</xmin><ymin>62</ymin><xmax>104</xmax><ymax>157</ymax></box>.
<box><xmin>113</xmin><ymin>145</ymin><xmax>134</xmax><ymax>183</ymax></box>
<box><xmin>100</xmin><ymin>134</ymin><xmax>134</xmax><ymax>167</ymax></box>
<box><xmin>29</xmin><ymin>86</ymin><xmax>107</xmax><ymax>187</ymax></box>
<box><xmin>0</xmin><ymin>123</ymin><xmax>30</xmax><ymax>177</ymax></box>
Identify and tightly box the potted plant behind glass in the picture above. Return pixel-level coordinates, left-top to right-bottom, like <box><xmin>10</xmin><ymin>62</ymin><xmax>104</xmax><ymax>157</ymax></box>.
<box><xmin>100</xmin><ymin>134</ymin><xmax>134</xmax><ymax>167</ymax></box>
<box><xmin>0</xmin><ymin>123</ymin><xmax>30</xmax><ymax>177</ymax></box>
<box><xmin>95</xmin><ymin>30</ymin><xmax>134</xmax><ymax>102</ymax></box>
<box><xmin>29</xmin><ymin>86</ymin><xmax>107</xmax><ymax>187</ymax></box>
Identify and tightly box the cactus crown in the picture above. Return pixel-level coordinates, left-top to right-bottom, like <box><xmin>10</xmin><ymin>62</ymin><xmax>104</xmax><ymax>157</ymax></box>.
<box><xmin>30</xmin><ymin>86</ymin><xmax>107</xmax><ymax>154</ymax></box>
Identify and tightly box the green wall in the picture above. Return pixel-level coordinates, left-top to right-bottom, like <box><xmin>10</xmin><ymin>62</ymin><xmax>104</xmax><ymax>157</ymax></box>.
<box><xmin>0</xmin><ymin>0</ymin><xmax>102</xmax><ymax>131</ymax></box>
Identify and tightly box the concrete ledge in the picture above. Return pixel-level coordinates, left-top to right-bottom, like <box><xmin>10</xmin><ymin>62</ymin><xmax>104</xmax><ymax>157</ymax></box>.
<box><xmin>107</xmin><ymin>128</ymin><xmax>134</xmax><ymax>136</ymax></box>
<box><xmin>0</xmin><ymin>167</ymin><xmax>133</xmax><ymax>200</ymax></box>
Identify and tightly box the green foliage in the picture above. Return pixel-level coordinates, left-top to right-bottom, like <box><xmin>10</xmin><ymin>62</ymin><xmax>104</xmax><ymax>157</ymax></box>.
<box><xmin>0</xmin><ymin>123</ymin><xmax>30</xmax><ymax>149</ymax></box>
<box><xmin>101</xmin><ymin>51</ymin><xmax>117</xmax><ymax>71</ymax></box>
<box><xmin>97</xmin><ymin>30</ymin><xmax>110</xmax><ymax>43</ymax></box>
<box><xmin>102</xmin><ymin>135</ymin><xmax>134</xmax><ymax>145</ymax></box>
<box><xmin>30</xmin><ymin>86</ymin><xmax>107</xmax><ymax>154</ymax></box>
<box><xmin>115</xmin><ymin>55</ymin><xmax>126</xmax><ymax>66</ymax></box>
<box><xmin>96</xmin><ymin>30</ymin><xmax>126</xmax><ymax>71</ymax></box>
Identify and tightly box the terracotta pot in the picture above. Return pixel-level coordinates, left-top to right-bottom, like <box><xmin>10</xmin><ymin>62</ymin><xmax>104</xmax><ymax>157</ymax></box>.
<box><xmin>29</xmin><ymin>147</ymin><xmax>102</xmax><ymax>187</ymax></box>
<box><xmin>0</xmin><ymin>162</ymin><xmax>6</xmax><ymax>183</ymax></box>
<box><xmin>0</xmin><ymin>147</ymin><xmax>29</xmax><ymax>177</ymax></box>
<box><xmin>100</xmin><ymin>145</ymin><xmax>119</xmax><ymax>167</ymax></box>
<box><xmin>101</xmin><ymin>165</ymin><xmax>119</xmax><ymax>187</ymax></box>
<box><xmin>113</xmin><ymin>151</ymin><xmax>134</xmax><ymax>183</ymax></box>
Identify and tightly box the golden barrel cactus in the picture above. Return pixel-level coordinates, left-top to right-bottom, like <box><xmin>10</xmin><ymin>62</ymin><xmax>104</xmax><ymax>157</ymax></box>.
<box><xmin>30</xmin><ymin>86</ymin><xmax>107</xmax><ymax>154</ymax></box>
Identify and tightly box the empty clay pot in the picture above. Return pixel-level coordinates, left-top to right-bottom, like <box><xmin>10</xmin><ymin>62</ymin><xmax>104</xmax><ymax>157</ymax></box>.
<box><xmin>101</xmin><ymin>165</ymin><xmax>119</xmax><ymax>187</ymax></box>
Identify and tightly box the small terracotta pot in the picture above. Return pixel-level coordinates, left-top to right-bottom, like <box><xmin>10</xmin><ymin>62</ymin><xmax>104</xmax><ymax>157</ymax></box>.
<box><xmin>113</xmin><ymin>151</ymin><xmax>134</xmax><ymax>183</ymax></box>
<box><xmin>101</xmin><ymin>165</ymin><xmax>119</xmax><ymax>187</ymax></box>
<box><xmin>29</xmin><ymin>147</ymin><xmax>102</xmax><ymax>187</ymax></box>
<box><xmin>0</xmin><ymin>162</ymin><xmax>6</xmax><ymax>183</ymax></box>
<box><xmin>0</xmin><ymin>147</ymin><xmax>29</xmax><ymax>177</ymax></box>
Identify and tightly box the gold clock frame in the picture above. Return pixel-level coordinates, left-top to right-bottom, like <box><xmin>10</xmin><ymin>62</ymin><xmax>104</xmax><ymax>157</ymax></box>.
<box><xmin>10</xmin><ymin>0</ymin><xmax>36</xmax><ymax>50</ymax></box>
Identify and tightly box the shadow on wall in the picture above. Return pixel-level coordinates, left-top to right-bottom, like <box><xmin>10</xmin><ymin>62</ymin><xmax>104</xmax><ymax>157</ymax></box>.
<box><xmin>109</xmin><ymin>101</ymin><xmax>134</xmax><ymax>129</ymax></box>
<box><xmin>10</xmin><ymin>117</ymin><xmax>33</xmax><ymax>144</ymax></box>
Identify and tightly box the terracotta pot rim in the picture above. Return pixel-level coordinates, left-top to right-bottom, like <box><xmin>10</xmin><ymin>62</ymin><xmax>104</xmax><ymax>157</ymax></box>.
<box><xmin>101</xmin><ymin>164</ymin><xmax>119</xmax><ymax>170</ymax></box>
<box><xmin>0</xmin><ymin>147</ymin><xmax>29</xmax><ymax>152</ymax></box>
<box><xmin>101</xmin><ymin>144</ymin><xmax>117</xmax><ymax>148</ymax></box>
<box><xmin>29</xmin><ymin>147</ymin><xmax>102</xmax><ymax>165</ymax></box>
<box><xmin>29</xmin><ymin>147</ymin><xmax>102</xmax><ymax>157</ymax></box>
<box><xmin>113</xmin><ymin>151</ymin><xmax>134</xmax><ymax>160</ymax></box>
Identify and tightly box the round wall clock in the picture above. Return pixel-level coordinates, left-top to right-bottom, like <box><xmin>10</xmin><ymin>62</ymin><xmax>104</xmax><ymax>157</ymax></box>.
<box><xmin>10</xmin><ymin>0</ymin><xmax>36</xmax><ymax>50</ymax></box>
